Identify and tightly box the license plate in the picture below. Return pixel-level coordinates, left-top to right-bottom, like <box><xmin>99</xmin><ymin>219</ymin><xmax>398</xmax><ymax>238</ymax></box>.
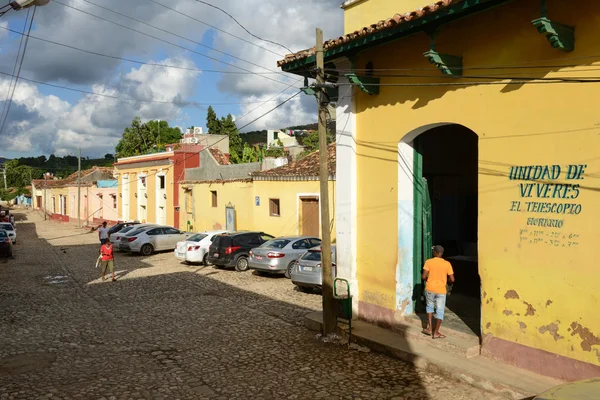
<box><xmin>213</xmin><ymin>253</ymin><xmax>219</xmax><ymax>257</ymax></box>
<box><xmin>301</xmin><ymin>266</ymin><xmax>313</xmax><ymax>272</ymax></box>
<box><xmin>177</xmin><ymin>252</ymin><xmax>185</xmax><ymax>257</ymax></box>
<box><xmin>256</xmin><ymin>256</ymin><xmax>263</xmax><ymax>260</ymax></box>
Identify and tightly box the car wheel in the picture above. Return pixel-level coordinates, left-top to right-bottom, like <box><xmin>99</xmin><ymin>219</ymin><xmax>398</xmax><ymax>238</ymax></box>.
<box><xmin>140</xmin><ymin>244</ymin><xmax>154</xmax><ymax>256</ymax></box>
<box><xmin>203</xmin><ymin>253</ymin><xmax>210</xmax><ymax>266</ymax></box>
<box><xmin>235</xmin><ymin>256</ymin><xmax>249</xmax><ymax>272</ymax></box>
<box><xmin>285</xmin><ymin>262</ymin><xmax>295</xmax><ymax>279</ymax></box>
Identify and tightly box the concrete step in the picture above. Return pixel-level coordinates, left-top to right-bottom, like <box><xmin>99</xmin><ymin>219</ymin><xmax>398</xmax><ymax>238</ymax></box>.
<box><xmin>389</xmin><ymin>318</ymin><xmax>480</xmax><ymax>358</ymax></box>
<box><xmin>305</xmin><ymin>312</ymin><xmax>562</xmax><ymax>400</ymax></box>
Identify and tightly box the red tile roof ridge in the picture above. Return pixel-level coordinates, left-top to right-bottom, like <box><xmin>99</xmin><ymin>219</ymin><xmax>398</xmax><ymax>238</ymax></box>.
<box><xmin>278</xmin><ymin>0</ymin><xmax>459</xmax><ymax>67</ymax></box>
<box><xmin>251</xmin><ymin>143</ymin><xmax>335</xmax><ymax>177</ymax></box>
<box><xmin>208</xmin><ymin>148</ymin><xmax>231</xmax><ymax>165</ymax></box>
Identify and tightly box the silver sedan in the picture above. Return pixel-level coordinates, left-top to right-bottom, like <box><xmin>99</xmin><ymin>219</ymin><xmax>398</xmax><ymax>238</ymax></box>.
<box><xmin>248</xmin><ymin>236</ymin><xmax>321</xmax><ymax>278</ymax></box>
<box><xmin>290</xmin><ymin>245</ymin><xmax>337</xmax><ymax>291</ymax></box>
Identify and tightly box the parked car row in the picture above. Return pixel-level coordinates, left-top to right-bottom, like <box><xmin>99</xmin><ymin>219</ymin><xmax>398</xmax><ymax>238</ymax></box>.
<box><xmin>106</xmin><ymin>222</ymin><xmax>338</xmax><ymax>292</ymax></box>
<box><xmin>0</xmin><ymin>220</ymin><xmax>17</xmax><ymax>258</ymax></box>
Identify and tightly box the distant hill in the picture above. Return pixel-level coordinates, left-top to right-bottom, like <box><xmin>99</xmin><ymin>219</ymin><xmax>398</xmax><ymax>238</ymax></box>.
<box><xmin>0</xmin><ymin>157</ymin><xmax>10</xmax><ymax>164</ymax></box>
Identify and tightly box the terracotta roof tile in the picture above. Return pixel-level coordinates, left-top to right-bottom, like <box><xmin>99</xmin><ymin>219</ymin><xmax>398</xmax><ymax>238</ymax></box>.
<box><xmin>278</xmin><ymin>0</ymin><xmax>460</xmax><ymax>67</ymax></box>
<box><xmin>252</xmin><ymin>144</ymin><xmax>335</xmax><ymax>178</ymax></box>
<box><xmin>209</xmin><ymin>148</ymin><xmax>231</xmax><ymax>165</ymax></box>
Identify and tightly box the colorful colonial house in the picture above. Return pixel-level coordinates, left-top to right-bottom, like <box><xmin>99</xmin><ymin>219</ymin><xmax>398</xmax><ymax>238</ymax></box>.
<box><xmin>179</xmin><ymin>146</ymin><xmax>336</xmax><ymax>240</ymax></box>
<box><xmin>115</xmin><ymin>147</ymin><xmax>202</xmax><ymax>228</ymax></box>
<box><xmin>279</xmin><ymin>0</ymin><xmax>600</xmax><ymax>381</ymax></box>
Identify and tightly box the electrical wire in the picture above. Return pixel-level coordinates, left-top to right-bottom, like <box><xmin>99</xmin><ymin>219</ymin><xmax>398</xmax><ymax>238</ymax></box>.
<box><xmin>0</xmin><ymin>24</ymin><xmax>290</xmax><ymax>75</ymax></box>
<box><xmin>0</xmin><ymin>6</ymin><xmax>36</xmax><ymax>138</ymax></box>
<box><xmin>235</xmin><ymin>83</ymin><xmax>300</xmax><ymax>122</ymax></box>
<box><xmin>0</xmin><ymin>70</ymin><xmax>283</xmax><ymax>107</ymax></box>
<box><xmin>237</xmin><ymin>91</ymin><xmax>302</xmax><ymax>131</ymax></box>
<box><xmin>77</xmin><ymin>0</ymin><xmax>292</xmax><ymax>81</ymax></box>
<box><xmin>146</xmin><ymin>0</ymin><xmax>284</xmax><ymax>58</ymax></box>
<box><xmin>0</xmin><ymin>7</ymin><xmax>30</xmax><ymax>128</ymax></box>
<box><xmin>192</xmin><ymin>0</ymin><xmax>296</xmax><ymax>55</ymax></box>
<box><xmin>53</xmin><ymin>0</ymin><xmax>300</xmax><ymax>88</ymax></box>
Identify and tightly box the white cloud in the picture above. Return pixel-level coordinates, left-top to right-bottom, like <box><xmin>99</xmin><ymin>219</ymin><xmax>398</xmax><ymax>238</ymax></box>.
<box><xmin>0</xmin><ymin>57</ymin><xmax>200</xmax><ymax>156</ymax></box>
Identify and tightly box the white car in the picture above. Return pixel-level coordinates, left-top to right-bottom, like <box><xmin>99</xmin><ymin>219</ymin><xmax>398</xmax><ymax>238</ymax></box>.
<box><xmin>175</xmin><ymin>230</ymin><xmax>229</xmax><ymax>265</ymax></box>
<box><xmin>0</xmin><ymin>222</ymin><xmax>16</xmax><ymax>244</ymax></box>
<box><xmin>110</xmin><ymin>223</ymin><xmax>157</xmax><ymax>248</ymax></box>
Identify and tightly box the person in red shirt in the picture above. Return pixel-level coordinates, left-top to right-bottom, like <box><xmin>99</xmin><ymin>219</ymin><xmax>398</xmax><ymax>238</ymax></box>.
<box><xmin>100</xmin><ymin>241</ymin><xmax>116</xmax><ymax>282</ymax></box>
<box><xmin>422</xmin><ymin>245</ymin><xmax>455</xmax><ymax>339</ymax></box>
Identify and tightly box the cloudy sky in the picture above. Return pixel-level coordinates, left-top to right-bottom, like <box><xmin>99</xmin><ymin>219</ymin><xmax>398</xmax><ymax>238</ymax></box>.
<box><xmin>0</xmin><ymin>0</ymin><xmax>343</xmax><ymax>158</ymax></box>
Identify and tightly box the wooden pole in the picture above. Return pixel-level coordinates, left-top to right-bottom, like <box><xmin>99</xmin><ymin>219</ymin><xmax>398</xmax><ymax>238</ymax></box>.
<box><xmin>316</xmin><ymin>27</ymin><xmax>337</xmax><ymax>335</ymax></box>
<box><xmin>78</xmin><ymin>148</ymin><xmax>81</xmax><ymax>228</ymax></box>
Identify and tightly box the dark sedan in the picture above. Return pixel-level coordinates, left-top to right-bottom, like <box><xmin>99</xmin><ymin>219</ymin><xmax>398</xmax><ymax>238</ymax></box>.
<box><xmin>0</xmin><ymin>230</ymin><xmax>13</xmax><ymax>257</ymax></box>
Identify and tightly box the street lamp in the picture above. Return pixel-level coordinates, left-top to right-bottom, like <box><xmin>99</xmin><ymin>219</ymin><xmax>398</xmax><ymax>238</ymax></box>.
<box><xmin>9</xmin><ymin>0</ymin><xmax>51</xmax><ymax>10</ymax></box>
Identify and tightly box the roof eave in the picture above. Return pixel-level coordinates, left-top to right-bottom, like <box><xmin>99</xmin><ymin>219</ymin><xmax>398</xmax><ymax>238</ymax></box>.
<box><xmin>280</xmin><ymin>0</ymin><xmax>513</xmax><ymax>75</ymax></box>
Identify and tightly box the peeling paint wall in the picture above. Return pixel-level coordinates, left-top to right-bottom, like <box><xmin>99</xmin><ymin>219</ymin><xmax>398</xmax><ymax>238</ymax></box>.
<box><xmin>349</xmin><ymin>0</ymin><xmax>600</xmax><ymax>369</ymax></box>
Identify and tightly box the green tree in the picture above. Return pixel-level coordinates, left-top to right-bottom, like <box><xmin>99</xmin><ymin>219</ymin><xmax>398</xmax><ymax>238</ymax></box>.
<box><xmin>241</xmin><ymin>143</ymin><xmax>260</xmax><ymax>163</ymax></box>
<box><xmin>104</xmin><ymin>153</ymin><xmax>114</xmax><ymax>160</ymax></box>
<box><xmin>221</xmin><ymin>114</ymin><xmax>243</xmax><ymax>163</ymax></box>
<box><xmin>206</xmin><ymin>106</ymin><xmax>221</xmax><ymax>135</ymax></box>
<box><xmin>302</xmin><ymin>130</ymin><xmax>334</xmax><ymax>154</ymax></box>
<box><xmin>115</xmin><ymin>118</ymin><xmax>182</xmax><ymax>157</ymax></box>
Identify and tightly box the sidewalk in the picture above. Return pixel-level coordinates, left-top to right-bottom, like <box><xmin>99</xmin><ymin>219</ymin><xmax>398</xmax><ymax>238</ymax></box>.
<box><xmin>305</xmin><ymin>312</ymin><xmax>563</xmax><ymax>400</ymax></box>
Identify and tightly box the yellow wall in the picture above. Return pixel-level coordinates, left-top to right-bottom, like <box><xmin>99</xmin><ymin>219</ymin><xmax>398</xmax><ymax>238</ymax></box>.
<box><xmin>349</xmin><ymin>0</ymin><xmax>600</xmax><ymax>366</ymax></box>
<box><xmin>180</xmin><ymin>180</ymin><xmax>336</xmax><ymax>241</ymax></box>
<box><xmin>343</xmin><ymin>0</ymin><xmax>432</xmax><ymax>34</ymax></box>
<box><xmin>116</xmin><ymin>161</ymin><xmax>174</xmax><ymax>225</ymax></box>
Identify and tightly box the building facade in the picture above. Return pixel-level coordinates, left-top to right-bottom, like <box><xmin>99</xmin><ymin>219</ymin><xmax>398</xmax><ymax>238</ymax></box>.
<box><xmin>280</xmin><ymin>0</ymin><xmax>600</xmax><ymax>381</ymax></box>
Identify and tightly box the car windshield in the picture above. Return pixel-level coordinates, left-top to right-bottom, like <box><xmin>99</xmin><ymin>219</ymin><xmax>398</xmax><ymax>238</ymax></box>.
<box><xmin>187</xmin><ymin>234</ymin><xmax>207</xmax><ymax>242</ymax></box>
<box><xmin>119</xmin><ymin>226</ymin><xmax>135</xmax><ymax>234</ymax></box>
<box><xmin>261</xmin><ymin>239</ymin><xmax>290</xmax><ymax>249</ymax></box>
<box><xmin>0</xmin><ymin>231</ymin><xmax>7</xmax><ymax>238</ymax></box>
<box><xmin>128</xmin><ymin>227</ymin><xmax>149</xmax><ymax>236</ymax></box>
<box><xmin>301</xmin><ymin>250</ymin><xmax>322</xmax><ymax>261</ymax></box>
<box><xmin>0</xmin><ymin>224</ymin><xmax>13</xmax><ymax>231</ymax></box>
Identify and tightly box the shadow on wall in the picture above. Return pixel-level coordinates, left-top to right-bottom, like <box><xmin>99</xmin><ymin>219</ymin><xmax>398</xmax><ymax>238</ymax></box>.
<box><xmin>0</xmin><ymin>220</ymin><xmax>437</xmax><ymax>399</ymax></box>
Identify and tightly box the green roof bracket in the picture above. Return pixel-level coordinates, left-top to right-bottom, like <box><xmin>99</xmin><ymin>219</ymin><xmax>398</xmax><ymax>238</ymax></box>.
<box><xmin>301</xmin><ymin>76</ymin><xmax>317</xmax><ymax>97</ymax></box>
<box><xmin>345</xmin><ymin>73</ymin><xmax>379</xmax><ymax>95</ymax></box>
<box><xmin>532</xmin><ymin>0</ymin><xmax>574</xmax><ymax>52</ymax></box>
<box><xmin>423</xmin><ymin>30</ymin><xmax>463</xmax><ymax>76</ymax></box>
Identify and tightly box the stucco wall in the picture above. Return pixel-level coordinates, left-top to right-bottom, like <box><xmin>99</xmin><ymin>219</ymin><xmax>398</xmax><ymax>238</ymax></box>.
<box><xmin>184</xmin><ymin>152</ymin><xmax>260</xmax><ymax>182</ymax></box>
<box><xmin>346</xmin><ymin>0</ymin><xmax>600</xmax><ymax>376</ymax></box>
<box><xmin>179</xmin><ymin>180</ymin><xmax>337</xmax><ymax>241</ymax></box>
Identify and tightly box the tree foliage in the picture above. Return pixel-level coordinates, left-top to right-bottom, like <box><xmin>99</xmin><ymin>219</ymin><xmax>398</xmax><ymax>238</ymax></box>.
<box><xmin>206</xmin><ymin>106</ymin><xmax>222</xmax><ymax>135</ymax></box>
<box><xmin>220</xmin><ymin>114</ymin><xmax>243</xmax><ymax>163</ymax></box>
<box><xmin>115</xmin><ymin>117</ymin><xmax>182</xmax><ymax>158</ymax></box>
<box><xmin>302</xmin><ymin>130</ymin><xmax>334</xmax><ymax>154</ymax></box>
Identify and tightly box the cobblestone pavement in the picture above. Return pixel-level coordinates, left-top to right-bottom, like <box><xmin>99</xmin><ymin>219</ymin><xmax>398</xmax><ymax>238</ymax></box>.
<box><xmin>0</xmin><ymin>210</ymin><xmax>503</xmax><ymax>400</ymax></box>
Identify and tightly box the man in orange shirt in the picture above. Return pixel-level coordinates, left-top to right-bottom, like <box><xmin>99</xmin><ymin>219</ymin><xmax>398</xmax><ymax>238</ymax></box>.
<box><xmin>422</xmin><ymin>245</ymin><xmax>455</xmax><ymax>339</ymax></box>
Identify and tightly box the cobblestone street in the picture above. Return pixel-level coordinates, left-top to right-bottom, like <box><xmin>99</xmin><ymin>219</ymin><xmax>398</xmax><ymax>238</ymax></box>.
<box><xmin>0</xmin><ymin>210</ymin><xmax>501</xmax><ymax>400</ymax></box>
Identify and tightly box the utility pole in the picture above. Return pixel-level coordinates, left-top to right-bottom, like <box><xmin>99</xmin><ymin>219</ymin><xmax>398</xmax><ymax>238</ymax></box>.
<box><xmin>44</xmin><ymin>173</ymin><xmax>47</xmax><ymax>220</ymax></box>
<box><xmin>1</xmin><ymin>164</ymin><xmax>7</xmax><ymax>190</ymax></box>
<box><xmin>77</xmin><ymin>148</ymin><xmax>81</xmax><ymax>228</ymax></box>
<box><xmin>316</xmin><ymin>27</ymin><xmax>336</xmax><ymax>335</ymax></box>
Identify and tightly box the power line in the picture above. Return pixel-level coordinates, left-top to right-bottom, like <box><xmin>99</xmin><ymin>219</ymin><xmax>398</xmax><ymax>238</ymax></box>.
<box><xmin>237</xmin><ymin>91</ymin><xmax>302</xmax><ymax>131</ymax></box>
<box><xmin>0</xmin><ymin>8</ymin><xmax>30</xmax><ymax>128</ymax></box>
<box><xmin>53</xmin><ymin>0</ymin><xmax>300</xmax><ymax>88</ymax></box>
<box><xmin>146</xmin><ymin>0</ymin><xmax>284</xmax><ymax>57</ymax></box>
<box><xmin>78</xmin><ymin>0</ymin><xmax>291</xmax><ymax>80</ymax></box>
<box><xmin>0</xmin><ymin>6</ymin><xmax>36</xmax><ymax>138</ymax></box>
<box><xmin>235</xmin><ymin>83</ymin><xmax>300</xmax><ymax>122</ymax></box>
<box><xmin>0</xmin><ymin>24</ymin><xmax>286</xmax><ymax>75</ymax></box>
<box><xmin>0</xmin><ymin>70</ymin><xmax>285</xmax><ymax>107</ymax></box>
<box><xmin>193</xmin><ymin>0</ymin><xmax>296</xmax><ymax>55</ymax></box>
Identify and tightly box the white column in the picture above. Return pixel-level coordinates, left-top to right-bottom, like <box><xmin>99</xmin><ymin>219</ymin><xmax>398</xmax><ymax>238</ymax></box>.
<box><xmin>334</xmin><ymin>59</ymin><xmax>358</xmax><ymax>315</ymax></box>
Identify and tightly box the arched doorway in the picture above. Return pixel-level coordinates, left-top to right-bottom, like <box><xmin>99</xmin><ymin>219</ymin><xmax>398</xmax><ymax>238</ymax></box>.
<box><xmin>398</xmin><ymin>123</ymin><xmax>480</xmax><ymax>337</ymax></box>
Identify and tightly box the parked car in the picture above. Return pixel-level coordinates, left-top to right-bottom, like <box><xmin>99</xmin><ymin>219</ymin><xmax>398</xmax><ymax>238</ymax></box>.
<box><xmin>119</xmin><ymin>225</ymin><xmax>193</xmax><ymax>256</ymax></box>
<box><xmin>108</xmin><ymin>221</ymin><xmax>139</xmax><ymax>236</ymax></box>
<box><xmin>248</xmin><ymin>236</ymin><xmax>322</xmax><ymax>278</ymax></box>
<box><xmin>290</xmin><ymin>245</ymin><xmax>337</xmax><ymax>291</ymax></box>
<box><xmin>533</xmin><ymin>378</ymin><xmax>600</xmax><ymax>399</ymax></box>
<box><xmin>0</xmin><ymin>222</ymin><xmax>16</xmax><ymax>244</ymax></box>
<box><xmin>0</xmin><ymin>229</ymin><xmax>13</xmax><ymax>257</ymax></box>
<box><xmin>207</xmin><ymin>231</ymin><xmax>275</xmax><ymax>272</ymax></box>
<box><xmin>175</xmin><ymin>230</ymin><xmax>229</xmax><ymax>265</ymax></box>
<box><xmin>110</xmin><ymin>223</ymin><xmax>157</xmax><ymax>248</ymax></box>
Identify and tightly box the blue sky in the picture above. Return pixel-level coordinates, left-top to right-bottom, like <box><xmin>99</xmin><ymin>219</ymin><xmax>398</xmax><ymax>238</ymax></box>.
<box><xmin>0</xmin><ymin>0</ymin><xmax>343</xmax><ymax>159</ymax></box>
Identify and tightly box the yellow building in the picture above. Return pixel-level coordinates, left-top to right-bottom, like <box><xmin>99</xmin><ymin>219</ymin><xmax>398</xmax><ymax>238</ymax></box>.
<box><xmin>180</xmin><ymin>145</ymin><xmax>336</xmax><ymax>240</ymax></box>
<box><xmin>280</xmin><ymin>0</ymin><xmax>600</xmax><ymax>381</ymax></box>
<box><xmin>114</xmin><ymin>153</ymin><xmax>176</xmax><ymax>226</ymax></box>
